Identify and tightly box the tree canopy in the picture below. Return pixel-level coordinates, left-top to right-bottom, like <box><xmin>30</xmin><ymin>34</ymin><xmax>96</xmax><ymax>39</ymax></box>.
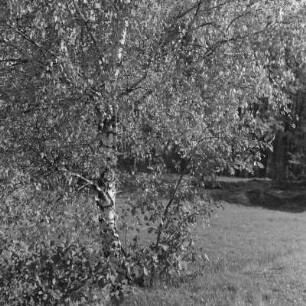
<box><xmin>1</xmin><ymin>0</ymin><xmax>305</xmax><ymax>181</ymax></box>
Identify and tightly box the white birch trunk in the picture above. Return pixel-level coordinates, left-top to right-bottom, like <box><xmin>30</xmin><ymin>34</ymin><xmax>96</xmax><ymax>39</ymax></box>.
<box><xmin>95</xmin><ymin>108</ymin><xmax>120</xmax><ymax>259</ymax></box>
<box><xmin>96</xmin><ymin>15</ymin><xmax>129</xmax><ymax>260</ymax></box>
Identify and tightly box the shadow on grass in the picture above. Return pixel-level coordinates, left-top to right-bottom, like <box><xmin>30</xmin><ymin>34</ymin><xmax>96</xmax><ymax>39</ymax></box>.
<box><xmin>209</xmin><ymin>179</ymin><xmax>306</xmax><ymax>213</ymax></box>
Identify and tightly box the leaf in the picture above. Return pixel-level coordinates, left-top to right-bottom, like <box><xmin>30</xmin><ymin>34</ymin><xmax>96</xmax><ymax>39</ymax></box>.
<box><xmin>159</xmin><ymin>244</ymin><xmax>169</xmax><ymax>251</ymax></box>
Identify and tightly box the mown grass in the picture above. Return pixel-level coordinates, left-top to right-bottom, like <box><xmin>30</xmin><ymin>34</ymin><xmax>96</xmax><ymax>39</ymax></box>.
<box><xmin>120</xmin><ymin>202</ymin><xmax>306</xmax><ymax>306</ymax></box>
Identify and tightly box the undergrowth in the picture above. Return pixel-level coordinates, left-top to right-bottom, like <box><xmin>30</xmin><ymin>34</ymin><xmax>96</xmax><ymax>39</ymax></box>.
<box><xmin>0</xmin><ymin>171</ymin><xmax>217</xmax><ymax>305</ymax></box>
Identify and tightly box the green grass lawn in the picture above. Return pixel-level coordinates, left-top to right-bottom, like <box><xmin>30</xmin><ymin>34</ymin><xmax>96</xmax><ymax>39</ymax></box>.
<box><xmin>121</xmin><ymin>201</ymin><xmax>306</xmax><ymax>306</ymax></box>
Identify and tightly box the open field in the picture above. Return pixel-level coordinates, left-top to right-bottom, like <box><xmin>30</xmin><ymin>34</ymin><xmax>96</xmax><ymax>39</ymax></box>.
<box><xmin>122</xmin><ymin>180</ymin><xmax>306</xmax><ymax>306</ymax></box>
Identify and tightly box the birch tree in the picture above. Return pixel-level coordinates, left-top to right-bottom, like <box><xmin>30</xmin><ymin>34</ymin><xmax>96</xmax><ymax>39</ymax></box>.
<box><xmin>1</xmin><ymin>0</ymin><xmax>305</xmax><ymax>298</ymax></box>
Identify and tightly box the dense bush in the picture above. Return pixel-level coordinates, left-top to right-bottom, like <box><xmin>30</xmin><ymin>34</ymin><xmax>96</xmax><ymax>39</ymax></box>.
<box><xmin>1</xmin><ymin>241</ymin><xmax>110</xmax><ymax>305</ymax></box>
<box><xmin>0</xmin><ymin>185</ymin><xmax>126</xmax><ymax>305</ymax></box>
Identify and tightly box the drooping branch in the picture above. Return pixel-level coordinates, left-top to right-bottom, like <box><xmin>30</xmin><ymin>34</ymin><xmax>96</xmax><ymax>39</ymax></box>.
<box><xmin>59</xmin><ymin>168</ymin><xmax>115</xmax><ymax>208</ymax></box>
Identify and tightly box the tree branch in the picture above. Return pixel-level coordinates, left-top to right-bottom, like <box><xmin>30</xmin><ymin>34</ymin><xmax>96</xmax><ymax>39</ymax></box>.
<box><xmin>6</xmin><ymin>24</ymin><xmax>40</xmax><ymax>48</ymax></box>
<box><xmin>226</xmin><ymin>11</ymin><xmax>252</xmax><ymax>32</ymax></box>
<box><xmin>71</xmin><ymin>0</ymin><xmax>103</xmax><ymax>72</ymax></box>
<box><xmin>59</xmin><ymin>167</ymin><xmax>115</xmax><ymax>209</ymax></box>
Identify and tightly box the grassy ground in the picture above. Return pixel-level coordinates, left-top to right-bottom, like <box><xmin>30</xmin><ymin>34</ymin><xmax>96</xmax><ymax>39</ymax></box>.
<box><xmin>120</xmin><ymin>181</ymin><xmax>306</xmax><ymax>306</ymax></box>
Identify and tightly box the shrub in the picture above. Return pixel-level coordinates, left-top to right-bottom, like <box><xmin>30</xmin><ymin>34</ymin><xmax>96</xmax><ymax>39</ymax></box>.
<box><xmin>120</xmin><ymin>172</ymin><xmax>218</xmax><ymax>287</ymax></box>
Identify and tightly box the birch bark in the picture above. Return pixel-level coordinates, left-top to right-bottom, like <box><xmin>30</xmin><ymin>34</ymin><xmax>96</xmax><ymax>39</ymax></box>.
<box><xmin>96</xmin><ymin>13</ymin><xmax>129</xmax><ymax>261</ymax></box>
